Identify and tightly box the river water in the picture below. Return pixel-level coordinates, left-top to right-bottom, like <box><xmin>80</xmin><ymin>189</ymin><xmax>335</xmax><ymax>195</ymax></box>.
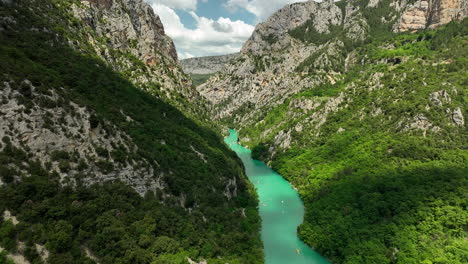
<box><xmin>225</xmin><ymin>129</ymin><xmax>330</xmax><ymax>264</ymax></box>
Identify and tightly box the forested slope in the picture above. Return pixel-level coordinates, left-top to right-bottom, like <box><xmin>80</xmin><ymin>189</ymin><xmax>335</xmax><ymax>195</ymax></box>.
<box><xmin>198</xmin><ymin>0</ymin><xmax>467</xmax><ymax>263</ymax></box>
<box><xmin>249</xmin><ymin>20</ymin><xmax>468</xmax><ymax>264</ymax></box>
<box><xmin>0</xmin><ymin>0</ymin><xmax>262</xmax><ymax>263</ymax></box>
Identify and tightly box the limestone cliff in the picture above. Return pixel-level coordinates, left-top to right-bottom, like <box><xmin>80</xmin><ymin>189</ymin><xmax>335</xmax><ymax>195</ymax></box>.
<box><xmin>198</xmin><ymin>0</ymin><xmax>367</xmax><ymax>121</ymax></box>
<box><xmin>0</xmin><ymin>0</ymin><xmax>243</xmax><ymax>199</ymax></box>
<box><xmin>181</xmin><ymin>53</ymin><xmax>239</xmax><ymax>75</ymax></box>
<box><xmin>70</xmin><ymin>0</ymin><xmax>199</xmax><ymax>105</ymax></box>
<box><xmin>199</xmin><ymin>0</ymin><xmax>467</xmax><ymax>125</ymax></box>
<box><xmin>73</xmin><ymin>0</ymin><xmax>177</xmax><ymax>62</ymax></box>
<box><xmin>395</xmin><ymin>0</ymin><xmax>468</xmax><ymax>31</ymax></box>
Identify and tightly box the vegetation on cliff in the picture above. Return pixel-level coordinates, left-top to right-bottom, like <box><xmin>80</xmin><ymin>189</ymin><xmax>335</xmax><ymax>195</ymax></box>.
<box><xmin>245</xmin><ymin>19</ymin><xmax>468</xmax><ymax>264</ymax></box>
<box><xmin>0</xmin><ymin>0</ymin><xmax>262</xmax><ymax>263</ymax></box>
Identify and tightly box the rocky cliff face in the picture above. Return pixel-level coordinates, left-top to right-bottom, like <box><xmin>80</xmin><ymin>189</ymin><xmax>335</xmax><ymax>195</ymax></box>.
<box><xmin>199</xmin><ymin>0</ymin><xmax>467</xmax><ymax>123</ymax></box>
<box><xmin>0</xmin><ymin>0</ymin><xmax>243</xmax><ymax>199</ymax></box>
<box><xmin>395</xmin><ymin>0</ymin><xmax>468</xmax><ymax>31</ymax></box>
<box><xmin>74</xmin><ymin>0</ymin><xmax>177</xmax><ymax>62</ymax></box>
<box><xmin>181</xmin><ymin>53</ymin><xmax>239</xmax><ymax>75</ymax></box>
<box><xmin>70</xmin><ymin>0</ymin><xmax>199</xmax><ymax>105</ymax></box>
<box><xmin>197</xmin><ymin>0</ymin><xmax>367</xmax><ymax>121</ymax></box>
<box><xmin>0</xmin><ymin>1</ymin><xmax>263</xmax><ymax>263</ymax></box>
<box><xmin>0</xmin><ymin>79</ymin><xmax>163</xmax><ymax>195</ymax></box>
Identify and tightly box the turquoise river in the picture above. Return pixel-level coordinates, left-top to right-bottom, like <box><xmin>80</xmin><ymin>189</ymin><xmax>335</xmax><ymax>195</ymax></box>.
<box><xmin>225</xmin><ymin>129</ymin><xmax>330</xmax><ymax>264</ymax></box>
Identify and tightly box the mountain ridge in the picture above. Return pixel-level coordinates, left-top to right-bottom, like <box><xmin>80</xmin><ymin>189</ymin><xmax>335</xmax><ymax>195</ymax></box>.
<box><xmin>0</xmin><ymin>0</ymin><xmax>262</xmax><ymax>263</ymax></box>
<box><xmin>181</xmin><ymin>53</ymin><xmax>239</xmax><ymax>75</ymax></box>
<box><xmin>197</xmin><ymin>0</ymin><xmax>467</xmax><ymax>263</ymax></box>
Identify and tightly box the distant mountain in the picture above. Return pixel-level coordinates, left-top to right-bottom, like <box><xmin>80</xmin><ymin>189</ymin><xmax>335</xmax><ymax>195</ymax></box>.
<box><xmin>181</xmin><ymin>53</ymin><xmax>239</xmax><ymax>75</ymax></box>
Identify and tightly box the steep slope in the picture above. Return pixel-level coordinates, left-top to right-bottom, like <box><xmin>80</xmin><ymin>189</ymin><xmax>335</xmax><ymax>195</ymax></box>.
<box><xmin>69</xmin><ymin>0</ymin><xmax>202</xmax><ymax>113</ymax></box>
<box><xmin>199</xmin><ymin>0</ymin><xmax>467</xmax><ymax>263</ymax></box>
<box><xmin>0</xmin><ymin>0</ymin><xmax>261</xmax><ymax>263</ymax></box>
<box><xmin>199</xmin><ymin>0</ymin><xmax>467</xmax><ymax>122</ymax></box>
<box><xmin>252</xmin><ymin>24</ymin><xmax>467</xmax><ymax>263</ymax></box>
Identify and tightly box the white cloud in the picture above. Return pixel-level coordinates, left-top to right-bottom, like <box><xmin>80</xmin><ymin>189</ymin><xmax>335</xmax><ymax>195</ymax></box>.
<box><xmin>225</xmin><ymin>0</ymin><xmax>309</xmax><ymax>21</ymax></box>
<box><xmin>152</xmin><ymin>3</ymin><xmax>255</xmax><ymax>59</ymax></box>
<box><xmin>149</xmin><ymin>0</ymin><xmax>198</xmax><ymax>10</ymax></box>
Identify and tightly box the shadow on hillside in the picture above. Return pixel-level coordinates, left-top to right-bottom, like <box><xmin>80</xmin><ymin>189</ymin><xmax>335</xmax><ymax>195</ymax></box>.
<box><xmin>0</xmin><ymin>0</ymin><xmax>245</xmax><ymax>203</ymax></box>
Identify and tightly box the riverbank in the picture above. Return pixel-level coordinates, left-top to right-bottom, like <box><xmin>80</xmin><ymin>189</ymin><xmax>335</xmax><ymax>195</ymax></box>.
<box><xmin>225</xmin><ymin>129</ymin><xmax>330</xmax><ymax>264</ymax></box>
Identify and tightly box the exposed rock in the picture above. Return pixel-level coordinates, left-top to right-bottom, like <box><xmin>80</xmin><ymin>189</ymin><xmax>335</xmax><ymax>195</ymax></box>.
<box><xmin>241</xmin><ymin>208</ymin><xmax>247</xmax><ymax>218</ymax></box>
<box><xmin>224</xmin><ymin>177</ymin><xmax>238</xmax><ymax>200</ymax></box>
<box><xmin>368</xmin><ymin>72</ymin><xmax>385</xmax><ymax>91</ymax></box>
<box><xmin>404</xmin><ymin>113</ymin><xmax>441</xmax><ymax>136</ymax></box>
<box><xmin>198</xmin><ymin>0</ymin><xmax>370</xmax><ymax>122</ymax></box>
<box><xmin>70</xmin><ymin>0</ymin><xmax>198</xmax><ymax>105</ymax></box>
<box><xmin>35</xmin><ymin>244</ymin><xmax>49</xmax><ymax>263</ymax></box>
<box><xmin>368</xmin><ymin>0</ymin><xmax>382</xmax><ymax>8</ymax></box>
<box><xmin>241</xmin><ymin>1</ymin><xmax>323</xmax><ymax>55</ymax></box>
<box><xmin>0</xmin><ymin>246</ymin><xmax>30</xmax><ymax>264</ymax></box>
<box><xmin>3</xmin><ymin>210</ymin><xmax>19</xmax><ymax>225</ymax></box>
<box><xmin>451</xmin><ymin>107</ymin><xmax>464</xmax><ymax>127</ymax></box>
<box><xmin>396</xmin><ymin>0</ymin><xmax>430</xmax><ymax>31</ymax></box>
<box><xmin>187</xmin><ymin>257</ymin><xmax>207</xmax><ymax>264</ymax></box>
<box><xmin>395</xmin><ymin>0</ymin><xmax>468</xmax><ymax>32</ymax></box>
<box><xmin>181</xmin><ymin>53</ymin><xmax>239</xmax><ymax>75</ymax></box>
<box><xmin>430</xmin><ymin>89</ymin><xmax>452</xmax><ymax>106</ymax></box>
<box><xmin>274</xmin><ymin>130</ymin><xmax>292</xmax><ymax>150</ymax></box>
<box><xmin>344</xmin><ymin>3</ymin><xmax>369</xmax><ymax>42</ymax></box>
<box><xmin>72</xmin><ymin>0</ymin><xmax>177</xmax><ymax>62</ymax></box>
<box><xmin>190</xmin><ymin>145</ymin><xmax>207</xmax><ymax>163</ymax></box>
<box><xmin>83</xmin><ymin>247</ymin><xmax>100</xmax><ymax>264</ymax></box>
<box><xmin>0</xmin><ymin>80</ymin><xmax>163</xmax><ymax>196</ymax></box>
<box><xmin>290</xmin><ymin>98</ymin><xmax>320</xmax><ymax>111</ymax></box>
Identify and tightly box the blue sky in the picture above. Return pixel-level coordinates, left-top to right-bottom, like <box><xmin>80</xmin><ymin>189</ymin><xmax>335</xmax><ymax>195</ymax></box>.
<box><xmin>145</xmin><ymin>0</ymin><xmax>309</xmax><ymax>59</ymax></box>
<box><xmin>176</xmin><ymin>0</ymin><xmax>257</xmax><ymax>29</ymax></box>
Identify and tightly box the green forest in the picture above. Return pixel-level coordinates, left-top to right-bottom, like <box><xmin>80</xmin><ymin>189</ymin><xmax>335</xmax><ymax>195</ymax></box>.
<box><xmin>1</xmin><ymin>0</ymin><xmax>467</xmax><ymax>263</ymax></box>
<box><xmin>243</xmin><ymin>19</ymin><xmax>468</xmax><ymax>264</ymax></box>
<box><xmin>0</xmin><ymin>174</ymin><xmax>261</xmax><ymax>264</ymax></box>
<box><xmin>0</xmin><ymin>0</ymin><xmax>262</xmax><ymax>263</ymax></box>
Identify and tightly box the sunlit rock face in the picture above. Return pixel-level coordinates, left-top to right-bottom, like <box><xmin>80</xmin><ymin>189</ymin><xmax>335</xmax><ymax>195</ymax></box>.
<box><xmin>396</xmin><ymin>0</ymin><xmax>468</xmax><ymax>32</ymax></box>
<box><xmin>180</xmin><ymin>53</ymin><xmax>240</xmax><ymax>75</ymax></box>
<box><xmin>197</xmin><ymin>0</ymin><xmax>466</xmax><ymax>161</ymax></box>
<box><xmin>71</xmin><ymin>0</ymin><xmax>198</xmax><ymax>102</ymax></box>
<box><xmin>74</xmin><ymin>0</ymin><xmax>178</xmax><ymax>62</ymax></box>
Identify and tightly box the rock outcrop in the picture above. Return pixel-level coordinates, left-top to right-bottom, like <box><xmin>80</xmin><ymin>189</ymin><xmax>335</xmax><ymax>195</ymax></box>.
<box><xmin>197</xmin><ymin>0</ymin><xmax>466</xmax><ymax>162</ymax></box>
<box><xmin>181</xmin><ymin>53</ymin><xmax>239</xmax><ymax>75</ymax></box>
<box><xmin>197</xmin><ymin>0</ymin><xmax>365</xmax><ymax>122</ymax></box>
<box><xmin>241</xmin><ymin>1</ymin><xmax>327</xmax><ymax>55</ymax></box>
<box><xmin>0</xmin><ymin>0</ymin><xmax>242</xmax><ymax>199</ymax></box>
<box><xmin>395</xmin><ymin>0</ymin><xmax>468</xmax><ymax>31</ymax></box>
<box><xmin>0</xmin><ymin>80</ymin><xmax>161</xmax><ymax>195</ymax></box>
<box><xmin>70</xmin><ymin>0</ymin><xmax>198</xmax><ymax>105</ymax></box>
<box><xmin>73</xmin><ymin>0</ymin><xmax>177</xmax><ymax>62</ymax></box>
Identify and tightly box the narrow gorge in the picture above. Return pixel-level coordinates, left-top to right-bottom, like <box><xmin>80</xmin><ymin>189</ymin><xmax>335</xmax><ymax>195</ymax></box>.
<box><xmin>0</xmin><ymin>0</ymin><xmax>467</xmax><ymax>264</ymax></box>
<box><xmin>225</xmin><ymin>129</ymin><xmax>330</xmax><ymax>264</ymax></box>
